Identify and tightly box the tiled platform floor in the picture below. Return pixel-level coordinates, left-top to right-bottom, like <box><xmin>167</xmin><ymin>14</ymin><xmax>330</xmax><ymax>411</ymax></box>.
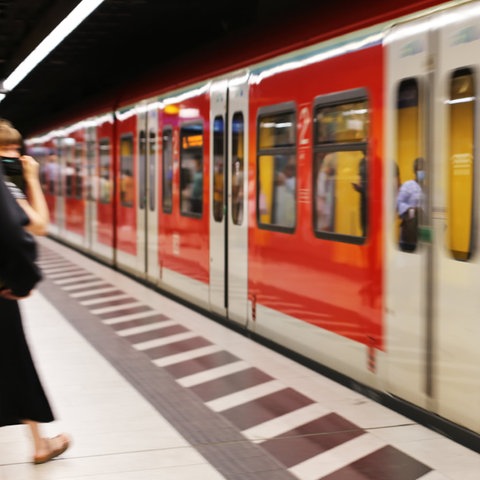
<box><xmin>0</xmin><ymin>236</ymin><xmax>479</xmax><ymax>480</ymax></box>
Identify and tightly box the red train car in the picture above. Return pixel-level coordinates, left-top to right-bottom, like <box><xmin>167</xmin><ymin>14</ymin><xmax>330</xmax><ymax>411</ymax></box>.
<box><xmin>26</xmin><ymin>0</ymin><xmax>480</xmax><ymax>448</ymax></box>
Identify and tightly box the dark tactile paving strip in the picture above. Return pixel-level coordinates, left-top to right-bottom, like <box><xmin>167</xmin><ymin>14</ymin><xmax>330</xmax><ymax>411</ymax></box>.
<box><xmin>123</xmin><ymin>324</ymin><xmax>189</xmax><ymax>344</ymax></box>
<box><xmin>109</xmin><ymin>313</ymin><xmax>170</xmax><ymax>331</ymax></box>
<box><xmin>142</xmin><ymin>336</ymin><xmax>213</xmax><ymax>359</ymax></box>
<box><xmin>190</xmin><ymin>367</ymin><xmax>274</xmax><ymax>402</ymax></box>
<box><xmin>97</xmin><ymin>304</ymin><xmax>152</xmax><ymax>319</ymax></box>
<box><xmin>76</xmin><ymin>289</ymin><xmax>125</xmax><ymax>301</ymax></box>
<box><xmin>63</xmin><ymin>283</ymin><xmax>113</xmax><ymax>293</ymax></box>
<box><xmin>221</xmin><ymin>388</ymin><xmax>315</xmax><ymax>431</ymax></box>
<box><xmin>84</xmin><ymin>296</ymin><xmax>139</xmax><ymax>309</ymax></box>
<box><xmin>320</xmin><ymin>445</ymin><xmax>431</xmax><ymax>480</ymax></box>
<box><xmin>165</xmin><ymin>351</ymin><xmax>241</xmax><ymax>378</ymax></box>
<box><xmin>261</xmin><ymin>413</ymin><xmax>365</xmax><ymax>468</ymax></box>
<box><xmin>53</xmin><ymin>275</ymin><xmax>97</xmax><ymax>284</ymax></box>
<box><xmin>37</xmin><ymin>245</ymin><xmax>434</xmax><ymax>480</ymax></box>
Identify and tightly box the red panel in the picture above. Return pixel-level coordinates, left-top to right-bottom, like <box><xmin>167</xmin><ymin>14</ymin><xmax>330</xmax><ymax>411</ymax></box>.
<box><xmin>248</xmin><ymin>45</ymin><xmax>384</xmax><ymax>350</ymax></box>
<box><xmin>115</xmin><ymin>115</ymin><xmax>137</xmax><ymax>256</ymax></box>
<box><xmin>64</xmin><ymin>129</ymin><xmax>85</xmax><ymax>236</ymax></box>
<box><xmin>158</xmin><ymin>94</ymin><xmax>210</xmax><ymax>284</ymax></box>
<box><xmin>96</xmin><ymin>119</ymin><xmax>115</xmax><ymax>247</ymax></box>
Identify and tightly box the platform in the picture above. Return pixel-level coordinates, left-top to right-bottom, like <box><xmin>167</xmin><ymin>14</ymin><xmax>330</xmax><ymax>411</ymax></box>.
<box><xmin>0</xmin><ymin>236</ymin><xmax>478</xmax><ymax>480</ymax></box>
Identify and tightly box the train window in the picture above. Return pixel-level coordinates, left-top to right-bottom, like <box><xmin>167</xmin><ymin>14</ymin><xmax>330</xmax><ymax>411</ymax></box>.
<box><xmin>74</xmin><ymin>143</ymin><xmax>83</xmax><ymax>200</ymax></box>
<box><xmin>395</xmin><ymin>78</ymin><xmax>423</xmax><ymax>253</ymax></box>
<box><xmin>86</xmin><ymin>133</ymin><xmax>95</xmax><ymax>201</ymax></box>
<box><xmin>180</xmin><ymin>123</ymin><xmax>204</xmax><ymax>217</ymax></box>
<box><xmin>448</xmin><ymin>68</ymin><xmax>475</xmax><ymax>261</ymax></box>
<box><xmin>313</xmin><ymin>89</ymin><xmax>368</xmax><ymax>243</ymax></box>
<box><xmin>257</xmin><ymin>106</ymin><xmax>296</xmax><ymax>230</ymax></box>
<box><xmin>148</xmin><ymin>128</ymin><xmax>156</xmax><ymax>212</ymax></box>
<box><xmin>232</xmin><ymin>112</ymin><xmax>245</xmax><ymax>225</ymax></box>
<box><xmin>42</xmin><ymin>149</ymin><xmax>59</xmax><ymax>195</ymax></box>
<box><xmin>139</xmin><ymin>130</ymin><xmax>146</xmax><ymax>210</ymax></box>
<box><xmin>62</xmin><ymin>141</ymin><xmax>75</xmax><ymax>198</ymax></box>
<box><xmin>120</xmin><ymin>134</ymin><xmax>134</xmax><ymax>207</ymax></box>
<box><xmin>213</xmin><ymin>116</ymin><xmax>225</xmax><ymax>222</ymax></box>
<box><xmin>162</xmin><ymin>127</ymin><xmax>173</xmax><ymax>213</ymax></box>
<box><xmin>98</xmin><ymin>138</ymin><xmax>112</xmax><ymax>204</ymax></box>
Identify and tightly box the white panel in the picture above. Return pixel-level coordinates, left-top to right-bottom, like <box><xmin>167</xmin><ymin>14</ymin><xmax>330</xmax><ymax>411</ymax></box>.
<box><xmin>435</xmin><ymin>2</ymin><xmax>480</xmax><ymax>432</ymax></box>
<box><xmin>384</xmin><ymin>22</ymin><xmax>431</xmax><ymax>407</ymax></box>
<box><xmin>227</xmin><ymin>75</ymin><xmax>249</xmax><ymax>325</ymax></box>
<box><xmin>146</xmin><ymin>105</ymin><xmax>160</xmax><ymax>283</ymax></box>
<box><xmin>209</xmin><ymin>80</ymin><xmax>228</xmax><ymax>315</ymax></box>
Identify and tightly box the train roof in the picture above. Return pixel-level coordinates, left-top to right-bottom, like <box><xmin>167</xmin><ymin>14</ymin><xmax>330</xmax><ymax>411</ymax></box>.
<box><xmin>0</xmin><ymin>0</ymin><xmax>449</xmax><ymax>136</ymax></box>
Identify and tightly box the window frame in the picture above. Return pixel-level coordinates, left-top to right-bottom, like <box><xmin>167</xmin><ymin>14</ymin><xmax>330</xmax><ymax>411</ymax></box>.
<box><xmin>256</xmin><ymin>101</ymin><xmax>297</xmax><ymax>233</ymax></box>
<box><xmin>179</xmin><ymin>121</ymin><xmax>204</xmax><ymax>218</ymax></box>
<box><xmin>312</xmin><ymin>88</ymin><xmax>369</xmax><ymax>245</ymax></box>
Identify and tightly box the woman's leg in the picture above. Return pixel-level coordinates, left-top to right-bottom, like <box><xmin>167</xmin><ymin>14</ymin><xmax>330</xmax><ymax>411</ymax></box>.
<box><xmin>23</xmin><ymin>420</ymin><xmax>70</xmax><ymax>463</ymax></box>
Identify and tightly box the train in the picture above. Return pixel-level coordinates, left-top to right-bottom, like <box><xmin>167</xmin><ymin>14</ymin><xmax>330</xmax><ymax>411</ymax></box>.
<box><xmin>26</xmin><ymin>0</ymin><xmax>480</xmax><ymax>447</ymax></box>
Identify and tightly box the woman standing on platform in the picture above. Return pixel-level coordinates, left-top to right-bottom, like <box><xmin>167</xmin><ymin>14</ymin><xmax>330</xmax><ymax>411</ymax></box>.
<box><xmin>0</xmin><ymin>124</ymin><xmax>70</xmax><ymax>464</ymax></box>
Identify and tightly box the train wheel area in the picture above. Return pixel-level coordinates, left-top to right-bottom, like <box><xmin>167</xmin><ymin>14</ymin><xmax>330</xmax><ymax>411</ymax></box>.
<box><xmin>1</xmin><ymin>235</ymin><xmax>477</xmax><ymax>479</ymax></box>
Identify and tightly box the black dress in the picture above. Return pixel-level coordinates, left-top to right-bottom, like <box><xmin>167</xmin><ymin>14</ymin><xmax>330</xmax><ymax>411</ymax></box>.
<box><xmin>0</xmin><ymin>298</ymin><xmax>55</xmax><ymax>426</ymax></box>
<box><xmin>0</xmin><ymin>168</ymin><xmax>53</xmax><ymax>426</ymax></box>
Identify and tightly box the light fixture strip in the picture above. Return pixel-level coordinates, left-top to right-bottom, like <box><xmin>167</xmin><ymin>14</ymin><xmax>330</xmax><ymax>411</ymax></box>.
<box><xmin>3</xmin><ymin>0</ymin><xmax>105</xmax><ymax>92</ymax></box>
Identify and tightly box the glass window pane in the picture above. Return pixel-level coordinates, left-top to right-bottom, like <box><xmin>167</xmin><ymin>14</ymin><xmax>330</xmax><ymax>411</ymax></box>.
<box><xmin>86</xmin><ymin>134</ymin><xmax>95</xmax><ymax>201</ymax></box>
<box><xmin>162</xmin><ymin>128</ymin><xmax>173</xmax><ymax>213</ymax></box>
<box><xmin>148</xmin><ymin>129</ymin><xmax>156</xmax><ymax>212</ymax></box>
<box><xmin>63</xmin><ymin>143</ymin><xmax>74</xmax><ymax>198</ymax></box>
<box><xmin>139</xmin><ymin>130</ymin><xmax>146</xmax><ymax>210</ymax></box>
<box><xmin>120</xmin><ymin>135</ymin><xmax>134</xmax><ymax>207</ymax></box>
<box><xmin>448</xmin><ymin>68</ymin><xmax>475</xmax><ymax>261</ymax></box>
<box><xmin>99</xmin><ymin>138</ymin><xmax>112</xmax><ymax>204</ymax></box>
<box><xmin>258</xmin><ymin>153</ymin><xmax>296</xmax><ymax>228</ymax></box>
<box><xmin>180</xmin><ymin>123</ymin><xmax>203</xmax><ymax>216</ymax></box>
<box><xmin>395</xmin><ymin>78</ymin><xmax>423</xmax><ymax>252</ymax></box>
<box><xmin>232</xmin><ymin>112</ymin><xmax>244</xmax><ymax>225</ymax></box>
<box><xmin>315</xmin><ymin>101</ymin><xmax>368</xmax><ymax>144</ymax></box>
<box><xmin>44</xmin><ymin>149</ymin><xmax>59</xmax><ymax>195</ymax></box>
<box><xmin>314</xmin><ymin>150</ymin><xmax>366</xmax><ymax>237</ymax></box>
<box><xmin>213</xmin><ymin>116</ymin><xmax>224</xmax><ymax>222</ymax></box>
<box><xmin>258</xmin><ymin>112</ymin><xmax>295</xmax><ymax>149</ymax></box>
<box><xmin>74</xmin><ymin>143</ymin><xmax>83</xmax><ymax>200</ymax></box>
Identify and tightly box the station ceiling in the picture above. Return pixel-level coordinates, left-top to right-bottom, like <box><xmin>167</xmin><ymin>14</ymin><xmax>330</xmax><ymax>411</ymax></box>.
<box><xmin>0</xmin><ymin>0</ymin><xmax>319</xmax><ymax>136</ymax></box>
<box><xmin>0</xmin><ymin>0</ymin><xmax>447</xmax><ymax>137</ymax></box>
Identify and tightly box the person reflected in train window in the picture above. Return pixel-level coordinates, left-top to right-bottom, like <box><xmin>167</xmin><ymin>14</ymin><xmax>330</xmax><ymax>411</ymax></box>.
<box><xmin>44</xmin><ymin>149</ymin><xmax>59</xmax><ymax>195</ymax></box>
<box><xmin>397</xmin><ymin>157</ymin><xmax>425</xmax><ymax>252</ymax></box>
<box><xmin>120</xmin><ymin>168</ymin><xmax>134</xmax><ymax>205</ymax></box>
<box><xmin>274</xmin><ymin>160</ymin><xmax>296</xmax><ymax>227</ymax></box>
<box><xmin>232</xmin><ymin>157</ymin><xmax>244</xmax><ymax>224</ymax></box>
<box><xmin>316</xmin><ymin>154</ymin><xmax>336</xmax><ymax>231</ymax></box>
<box><xmin>0</xmin><ymin>125</ymin><xmax>70</xmax><ymax>464</ymax></box>
<box><xmin>190</xmin><ymin>154</ymin><xmax>203</xmax><ymax>214</ymax></box>
<box><xmin>352</xmin><ymin>155</ymin><xmax>367</xmax><ymax>237</ymax></box>
<box><xmin>213</xmin><ymin>157</ymin><xmax>224</xmax><ymax>220</ymax></box>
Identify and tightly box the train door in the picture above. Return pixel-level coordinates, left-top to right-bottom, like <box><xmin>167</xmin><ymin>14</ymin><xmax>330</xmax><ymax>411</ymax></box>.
<box><xmin>55</xmin><ymin>137</ymin><xmax>67</xmax><ymax>238</ymax></box>
<box><xmin>136</xmin><ymin>102</ymin><xmax>160</xmax><ymax>281</ymax></box>
<box><xmin>385</xmin><ymin>20</ymin><xmax>433</xmax><ymax>409</ymax></box>
<box><xmin>136</xmin><ymin>105</ymin><xmax>148</xmax><ymax>277</ymax></box>
<box><xmin>210</xmin><ymin>81</ymin><xmax>228</xmax><ymax>315</ymax></box>
<box><xmin>209</xmin><ymin>76</ymin><xmax>249</xmax><ymax>324</ymax></box>
<box><xmin>146</xmin><ymin>104</ymin><xmax>160</xmax><ymax>282</ymax></box>
<box><xmin>85</xmin><ymin>125</ymin><xmax>96</xmax><ymax>250</ymax></box>
<box><xmin>434</xmin><ymin>5</ymin><xmax>480</xmax><ymax>431</ymax></box>
<box><xmin>92</xmin><ymin>115</ymin><xmax>115</xmax><ymax>263</ymax></box>
<box><xmin>386</xmin><ymin>4</ymin><xmax>480</xmax><ymax>429</ymax></box>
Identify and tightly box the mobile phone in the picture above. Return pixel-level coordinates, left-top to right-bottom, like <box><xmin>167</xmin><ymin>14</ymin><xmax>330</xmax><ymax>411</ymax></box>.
<box><xmin>1</xmin><ymin>156</ymin><xmax>25</xmax><ymax>192</ymax></box>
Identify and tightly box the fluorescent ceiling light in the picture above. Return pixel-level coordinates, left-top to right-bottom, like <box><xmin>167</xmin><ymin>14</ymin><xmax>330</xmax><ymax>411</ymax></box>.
<box><xmin>3</xmin><ymin>0</ymin><xmax>105</xmax><ymax>92</ymax></box>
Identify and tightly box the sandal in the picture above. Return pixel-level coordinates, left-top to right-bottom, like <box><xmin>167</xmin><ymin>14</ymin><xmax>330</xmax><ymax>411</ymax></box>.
<box><xmin>33</xmin><ymin>434</ymin><xmax>70</xmax><ymax>464</ymax></box>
